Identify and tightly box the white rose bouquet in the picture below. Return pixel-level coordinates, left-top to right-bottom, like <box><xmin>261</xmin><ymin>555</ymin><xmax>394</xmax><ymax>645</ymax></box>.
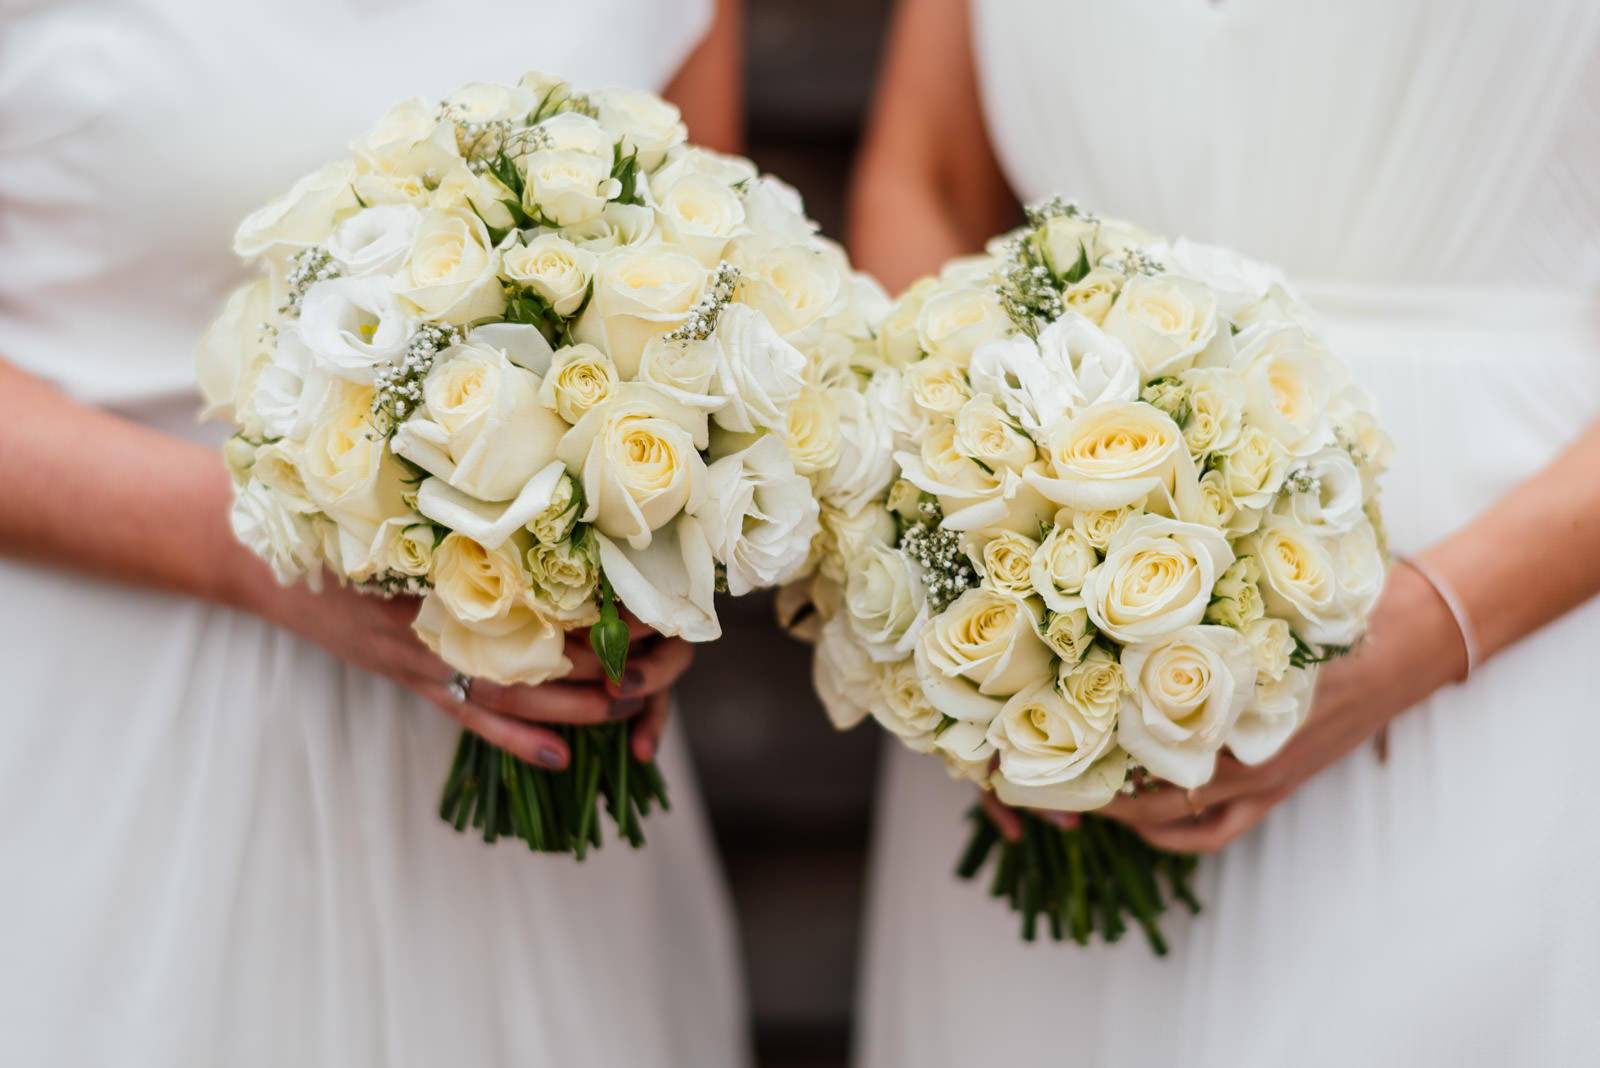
<box><xmin>798</xmin><ymin>199</ymin><xmax>1392</xmax><ymax>951</ymax></box>
<box><xmin>200</xmin><ymin>73</ymin><xmax>884</xmax><ymax>857</ymax></box>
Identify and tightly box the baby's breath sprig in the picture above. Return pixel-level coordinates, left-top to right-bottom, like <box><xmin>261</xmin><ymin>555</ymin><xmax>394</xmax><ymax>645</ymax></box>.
<box><xmin>370</xmin><ymin>323</ymin><xmax>463</xmax><ymax>436</ymax></box>
<box><xmin>1281</xmin><ymin>467</ymin><xmax>1322</xmax><ymax>497</ymax></box>
<box><xmin>996</xmin><ymin>241</ymin><xmax>1064</xmax><ymax>339</ymax></box>
<box><xmin>1023</xmin><ymin>196</ymin><xmax>1094</xmax><ymax>229</ymax></box>
<box><xmin>279</xmin><ymin>247</ymin><xmax>340</xmax><ymax>317</ymax></box>
<box><xmin>662</xmin><ymin>262</ymin><xmax>741</xmax><ymax>343</ymax></box>
<box><xmin>1102</xmin><ymin>248</ymin><xmax>1164</xmax><ymax>277</ymax></box>
<box><xmin>357</xmin><ymin>571</ymin><xmax>432</xmax><ymax>599</ymax></box>
<box><xmin>898</xmin><ymin>499</ymin><xmax>978</xmax><ymax>613</ymax></box>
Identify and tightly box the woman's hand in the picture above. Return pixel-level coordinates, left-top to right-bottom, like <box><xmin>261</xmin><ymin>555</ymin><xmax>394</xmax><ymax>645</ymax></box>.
<box><xmin>247</xmin><ymin>570</ymin><xmax>692</xmax><ymax>771</ymax></box>
<box><xmin>1097</xmin><ymin>562</ymin><xmax>1467</xmax><ymax>853</ymax></box>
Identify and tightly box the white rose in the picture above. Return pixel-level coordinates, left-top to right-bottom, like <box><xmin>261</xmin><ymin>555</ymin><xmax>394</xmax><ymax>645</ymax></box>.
<box><xmin>575</xmin><ymin>247</ymin><xmax>707</xmax><ymax>376</ymax></box>
<box><xmin>1118</xmin><ymin>624</ymin><xmax>1258</xmax><ymax>788</ymax></box>
<box><xmin>733</xmin><ymin>245</ymin><xmax>846</xmax><ymax>345</ymax></box>
<box><xmin>1330</xmin><ymin>519</ymin><xmax>1386</xmax><ymax>634</ymax></box>
<box><xmin>557</xmin><ymin>383</ymin><xmax>709</xmax><ymax>548</ymax></box>
<box><xmin>813</xmin><ymin>613</ymin><xmax>879</xmax><ymax>730</ymax></box>
<box><xmin>250</xmin><ymin>440</ymin><xmax>317</xmax><ymax>514</ymax></box>
<box><xmin>295</xmin><ymin>277</ymin><xmax>416</xmax><ymax>383</ymax></box>
<box><xmin>1279</xmin><ymin>446</ymin><xmax>1365</xmax><ymax>533</ymax></box>
<box><xmin>1227</xmin><ymin>666</ymin><xmax>1315</xmax><ymax>765</ymax></box>
<box><xmin>1242</xmin><ymin>616</ymin><xmax>1295</xmax><ymax>681</ymax></box>
<box><xmin>918</xmin><ymin>588</ymin><xmax>1054</xmax><ymax>718</ymax></box>
<box><xmin>1204</xmin><ymin>554</ymin><xmax>1266</xmax><ymax>629</ymax></box>
<box><xmin>1178</xmin><ymin>367</ymin><xmax>1246</xmax><ymax>456</ymax></box>
<box><xmin>526</xmin><ymin>536</ymin><xmax>601</xmax><ymax>620</ymax></box>
<box><xmin>442</xmin><ymin>81</ymin><xmax>536</xmax><ymax>124</ymax></box>
<box><xmin>325</xmin><ymin>205</ymin><xmax>420</xmax><ymax>277</ymax></box>
<box><xmin>589</xmin><ymin>87</ymin><xmax>686</xmax><ymax>170</ymax></box>
<box><xmin>1038</xmin><ymin>214</ymin><xmax>1097</xmax><ymax>277</ymax></box>
<box><xmin>1249</xmin><ymin>516</ymin><xmax>1372</xmax><ymax>646</ymax></box>
<box><xmin>1219</xmin><ymin>425</ymin><xmax>1292</xmax><ymax>513</ymax></box>
<box><xmin>561</xmin><ymin>202</ymin><xmax>657</xmax><ymax>252</ymax></box>
<box><xmin>594</xmin><ymin>513</ymin><xmax>720</xmax><ymax>641</ymax></box>
<box><xmin>783</xmin><ymin>385</ymin><xmax>842</xmax><ymax>475</ymax></box>
<box><xmin>1233</xmin><ymin>324</ymin><xmax>1346</xmax><ymax>457</ymax></box>
<box><xmin>915</xmin><ymin>286</ymin><xmax>1010</xmax><ymax>365</ymax></box>
<box><xmin>904</xmin><ymin>356</ymin><xmax>970</xmax><ymax>418</ymax></box>
<box><xmin>1101</xmin><ymin>273</ymin><xmax>1221</xmax><ymax>377</ymax></box>
<box><xmin>1060</xmin><ymin>643</ymin><xmax>1125</xmax><ymax>719</ymax></box>
<box><xmin>231</xmin><ymin>479</ymin><xmax>322</xmax><ymax>586</ymax></box>
<box><xmin>873</xmin><ymin>660</ymin><xmax>945</xmax><ymax>751</ymax></box>
<box><xmin>392</xmin><ymin>340</ymin><xmax>566</xmax><ymax>502</ymax></box>
<box><xmin>1039</xmin><ymin>605</ymin><xmax>1095</xmax><ymax>664</ymax></box>
<box><xmin>975</xmin><ymin>530</ymin><xmax>1039</xmax><ymax>598</ymax></box>
<box><xmin>1026</xmin><ymin>401</ymin><xmax>1190</xmax><ymax>511</ymax></box>
<box><xmin>845</xmin><ymin>543</ymin><xmax>930</xmax><ymax>661</ymax></box>
<box><xmin>298</xmin><ymin>380</ymin><xmax>408</xmax><ymax>565</ymax></box>
<box><xmin>637</xmin><ymin>336</ymin><xmax>722</xmax><ymax>410</ymax></box>
<box><xmin>389</xmin><ymin>520</ymin><xmax>438</xmax><ymax>577</ymax></box>
<box><xmin>398</xmin><ymin>210</ymin><xmax>506</xmax><ymax>325</ymax></box>
<box><xmin>1080</xmin><ymin>513</ymin><xmax>1233</xmax><ymax>643</ymax></box>
<box><xmin>538</xmin><ymin>343</ymin><xmax>618</xmax><ymax>423</ymax></box>
<box><xmin>816</xmin><ymin>379</ymin><xmax>898</xmax><ymax>514</ymax></box>
<box><xmin>414</xmin><ymin>534</ymin><xmax>571</xmax><ymax>685</ymax></box>
<box><xmin>535</xmin><ymin>112</ymin><xmax>614</xmax><ymax>155</ymax></box>
<box><xmin>521</xmin><ymin>148</ymin><xmax>621</xmax><ymax>228</ymax></box>
<box><xmin>700</xmin><ymin>434</ymin><xmax>820</xmax><ymax>595</ymax></box>
<box><xmin>234</xmin><ymin>160</ymin><xmax>357</xmax><ymax>258</ymax></box>
<box><xmin>1191</xmin><ymin>468</ymin><xmax>1239</xmax><ymax>531</ymax></box>
<box><xmin>196</xmin><ymin>278</ymin><xmax>274</xmax><ymax>426</ymax></box>
<box><xmin>954</xmin><ymin>394</ymin><xmax>1036</xmax><ymax>473</ymax></box>
<box><xmin>1031</xmin><ymin>524</ymin><xmax>1098</xmax><ymax>612</ymax></box>
<box><xmin>989</xmin><ymin>679</ymin><xmax>1121</xmax><ymax>801</ymax></box>
<box><xmin>877</xmin><ymin>278</ymin><xmax>939</xmax><ymax>368</ymax></box>
<box><xmin>1148</xmin><ymin>237</ymin><xmax>1287</xmax><ymax>318</ymax></box>
<box><xmin>708</xmin><ymin>303</ymin><xmax>806</xmax><ymax>434</ymax></box>
<box><xmin>655</xmin><ymin>172</ymin><xmax>748</xmax><ymax>265</ymax></box>
<box><xmin>503</xmin><ymin>234</ymin><xmax>596</xmax><ymax>317</ymax></box>
<box><xmin>650</xmin><ymin>146</ymin><xmax>759</xmax><ymax>195</ymax></box>
<box><xmin>1073</xmin><ymin>507</ymin><xmax>1134</xmax><ymax>551</ymax></box>
<box><xmin>350</xmin><ymin>97</ymin><xmax>459</xmax><ymax>176</ymax></box>
<box><xmin>1063</xmin><ymin>266</ymin><xmax>1126</xmax><ymax>325</ymax></box>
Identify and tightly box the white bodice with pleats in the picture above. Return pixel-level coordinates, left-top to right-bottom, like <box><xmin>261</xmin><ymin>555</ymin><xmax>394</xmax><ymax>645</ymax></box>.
<box><xmin>861</xmin><ymin>4</ymin><xmax>1600</xmax><ymax>1066</ymax></box>
<box><xmin>0</xmin><ymin>4</ymin><xmax>750</xmax><ymax>1066</ymax></box>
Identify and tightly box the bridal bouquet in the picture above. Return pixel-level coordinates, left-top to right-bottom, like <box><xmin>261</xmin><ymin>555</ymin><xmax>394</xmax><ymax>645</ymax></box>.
<box><xmin>801</xmin><ymin>200</ymin><xmax>1391</xmax><ymax>951</ymax></box>
<box><xmin>198</xmin><ymin>72</ymin><xmax>884</xmax><ymax>857</ymax></box>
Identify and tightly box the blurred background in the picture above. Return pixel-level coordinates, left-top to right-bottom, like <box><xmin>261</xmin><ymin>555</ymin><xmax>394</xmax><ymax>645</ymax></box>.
<box><xmin>676</xmin><ymin>3</ymin><xmax>895</xmax><ymax>1066</ymax></box>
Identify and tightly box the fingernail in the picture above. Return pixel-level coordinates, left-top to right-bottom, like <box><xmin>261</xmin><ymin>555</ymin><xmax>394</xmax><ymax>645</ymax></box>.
<box><xmin>620</xmin><ymin>668</ymin><xmax>646</xmax><ymax>695</ymax></box>
<box><xmin>609</xmin><ymin>697</ymin><xmax>645</xmax><ymax>719</ymax></box>
<box><xmin>535</xmin><ymin>747</ymin><xmax>567</xmax><ymax>770</ymax></box>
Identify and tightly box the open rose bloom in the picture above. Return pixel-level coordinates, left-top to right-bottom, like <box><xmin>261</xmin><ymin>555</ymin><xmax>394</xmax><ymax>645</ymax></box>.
<box><xmin>200</xmin><ymin>73</ymin><xmax>886</xmax><ymax>857</ymax></box>
<box><xmin>796</xmin><ymin>200</ymin><xmax>1392</xmax><ymax>950</ymax></box>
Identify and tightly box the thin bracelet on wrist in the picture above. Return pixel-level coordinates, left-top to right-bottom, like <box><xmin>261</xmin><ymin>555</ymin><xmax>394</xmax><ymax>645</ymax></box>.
<box><xmin>1393</xmin><ymin>552</ymin><xmax>1479</xmax><ymax>682</ymax></box>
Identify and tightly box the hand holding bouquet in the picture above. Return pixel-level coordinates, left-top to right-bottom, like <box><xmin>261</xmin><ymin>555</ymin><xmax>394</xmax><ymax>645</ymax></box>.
<box><xmin>200</xmin><ymin>72</ymin><xmax>885</xmax><ymax>857</ymax></box>
<box><xmin>800</xmin><ymin>200</ymin><xmax>1392</xmax><ymax>950</ymax></box>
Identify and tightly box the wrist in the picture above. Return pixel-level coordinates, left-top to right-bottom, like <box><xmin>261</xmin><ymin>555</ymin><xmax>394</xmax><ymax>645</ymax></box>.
<box><xmin>1377</xmin><ymin>561</ymin><xmax>1470</xmax><ymax>693</ymax></box>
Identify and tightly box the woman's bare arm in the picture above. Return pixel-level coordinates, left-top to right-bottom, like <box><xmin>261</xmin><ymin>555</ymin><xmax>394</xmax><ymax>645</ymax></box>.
<box><xmin>847</xmin><ymin>0</ymin><xmax>1018</xmax><ymax>293</ymax></box>
<box><xmin>662</xmin><ymin>0</ymin><xmax>744</xmax><ymax>155</ymax></box>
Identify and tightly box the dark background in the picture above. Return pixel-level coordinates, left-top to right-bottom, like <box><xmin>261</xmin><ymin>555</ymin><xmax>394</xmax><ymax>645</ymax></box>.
<box><xmin>676</xmin><ymin>3</ymin><xmax>895</xmax><ymax>1066</ymax></box>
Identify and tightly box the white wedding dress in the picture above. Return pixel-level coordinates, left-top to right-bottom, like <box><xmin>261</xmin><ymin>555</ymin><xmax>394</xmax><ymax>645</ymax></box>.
<box><xmin>860</xmin><ymin>2</ymin><xmax>1600</xmax><ymax>1065</ymax></box>
<box><xmin>0</xmin><ymin>3</ymin><xmax>750</xmax><ymax>1065</ymax></box>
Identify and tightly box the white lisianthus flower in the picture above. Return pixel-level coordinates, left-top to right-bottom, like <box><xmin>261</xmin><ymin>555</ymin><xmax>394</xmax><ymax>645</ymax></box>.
<box><xmin>1118</xmin><ymin>624</ymin><xmax>1258</xmax><ymax>788</ymax></box>
<box><xmin>538</xmin><ymin>343</ymin><xmax>618</xmax><ymax>424</ymax></box>
<box><xmin>398</xmin><ymin>210</ymin><xmax>506</xmax><ymax>324</ymax></box>
<box><xmin>296</xmin><ymin>277</ymin><xmax>416</xmax><ymax>383</ymax></box>
<box><xmin>813</xmin><ymin>613</ymin><xmax>880</xmax><ymax>730</ymax></box>
<box><xmin>234</xmin><ymin>160</ymin><xmax>358</xmax><ymax>258</ymax></box>
<box><xmin>845</xmin><ymin>543</ymin><xmax>931</xmax><ymax>662</ymax></box>
<box><xmin>816</xmin><ymin>378</ymin><xmax>898</xmax><ymax>514</ymax></box>
<box><xmin>966</xmin><ymin>334</ymin><xmax>1077</xmax><ymax>439</ymax></box>
<box><xmin>1227</xmin><ymin>666</ymin><xmax>1315</xmax><ymax>764</ymax></box>
<box><xmin>230</xmin><ymin>479</ymin><xmax>322</xmax><ymax>587</ymax></box>
<box><xmin>700</xmin><ymin>434</ymin><xmax>821</xmax><ymax>595</ymax></box>
<box><xmin>914</xmin><ymin>286</ymin><xmax>1011</xmax><ymax>366</ymax></box>
<box><xmin>522</xmin><ymin>148</ymin><xmax>621</xmax><ymax>228</ymax></box>
<box><xmin>709</xmin><ymin>303</ymin><xmax>807</xmax><ymax>434</ymax></box>
<box><xmin>655</xmin><ymin>172</ymin><xmax>749</xmax><ymax>265</ymax></box>
<box><xmin>589</xmin><ymin>87</ymin><xmax>687</xmax><ymax>170</ymax></box>
<box><xmin>1031</xmin><ymin>524</ymin><xmax>1098</xmax><ymax>612</ymax></box>
<box><xmin>414</xmin><ymin>534</ymin><xmax>572</xmax><ymax>685</ymax></box>
<box><xmin>326</xmin><ymin>204</ymin><xmax>421</xmax><ymax>277</ymax></box>
<box><xmin>1233</xmin><ymin>323</ymin><xmax>1347</xmax><ymax>457</ymax></box>
<box><xmin>556</xmin><ymin>383</ymin><xmax>709</xmax><ymax>549</ymax></box>
<box><xmin>502</xmin><ymin>234</ymin><xmax>596</xmax><ymax>317</ymax></box>
<box><xmin>575</xmin><ymin>247</ymin><xmax>707</xmax><ymax>377</ymax></box>
<box><xmin>989</xmin><ymin>680</ymin><xmax>1125</xmax><ymax>810</ymax></box>
<box><xmin>1279</xmin><ymin>446</ymin><xmax>1365</xmax><ymax>533</ymax></box>
<box><xmin>1100</xmin><ymin>273</ymin><xmax>1222</xmax><ymax>377</ymax></box>
<box><xmin>196</xmin><ymin>278</ymin><xmax>275</xmax><ymax>426</ymax></box>
<box><xmin>392</xmin><ymin>340</ymin><xmax>566</xmax><ymax>503</ymax></box>
<box><xmin>1080</xmin><ymin>513</ymin><xmax>1233</xmax><ymax>643</ymax></box>
<box><xmin>918</xmin><ymin>587</ymin><xmax>1054</xmax><ymax>714</ymax></box>
<box><xmin>1026</xmin><ymin>401</ymin><xmax>1190</xmax><ymax>511</ymax></box>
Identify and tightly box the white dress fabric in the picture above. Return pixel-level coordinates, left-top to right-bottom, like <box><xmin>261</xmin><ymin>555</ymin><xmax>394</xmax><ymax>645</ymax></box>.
<box><xmin>861</xmin><ymin>2</ymin><xmax>1600</xmax><ymax>1065</ymax></box>
<box><xmin>0</xmin><ymin>3</ymin><xmax>751</xmax><ymax>1066</ymax></box>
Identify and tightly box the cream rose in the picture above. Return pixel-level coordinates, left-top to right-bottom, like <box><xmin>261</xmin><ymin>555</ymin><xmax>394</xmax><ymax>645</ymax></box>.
<box><xmin>874</xmin><ymin>660</ymin><xmax>945</xmax><ymax>751</ymax></box>
<box><xmin>845</xmin><ymin>543</ymin><xmax>930</xmax><ymax>661</ymax></box>
<box><xmin>734</xmin><ymin>245</ymin><xmax>846</xmax><ymax>344</ymax></box>
<box><xmin>1031</xmin><ymin>524</ymin><xmax>1098</xmax><ymax>611</ymax></box>
<box><xmin>398</xmin><ymin>210</ymin><xmax>506</xmax><ymax>325</ymax></box>
<box><xmin>1100</xmin><ymin>273</ymin><xmax>1221</xmax><ymax>377</ymax></box>
<box><xmin>655</xmin><ymin>172</ymin><xmax>748</xmax><ymax>265</ymax></box>
<box><xmin>1248</xmin><ymin>516</ymin><xmax>1372</xmax><ymax>646</ymax></box>
<box><xmin>574</xmin><ymin>247</ymin><xmax>707</xmax><ymax>377</ymax></box>
<box><xmin>350</xmin><ymin>97</ymin><xmax>459</xmax><ymax>177</ymax></box>
<box><xmin>1073</xmin><ymin>507</ymin><xmax>1134</xmax><ymax>551</ymax></box>
<box><xmin>816</xmin><ymin>381</ymin><xmax>898</xmax><ymax>514</ymax></box>
<box><xmin>234</xmin><ymin>160</ymin><xmax>358</xmax><ymax>258</ymax></box>
<box><xmin>196</xmin><ymin>278</ymin><xmax>275</xmax><ymax>427</ymax></box>
<box><xmin>1118</xmin><ymin>624</ymin><xmax>1258</xmax><ymax>788</ymax></box>
<box><xmin>637</xmin><ymin>336</ymin><xmax>720</xmax><ymax>411</ymax></box>
<box><xmin>1233</xmin><ymin>324</ymin><xmax>1346</xmax><ymax>457</ymax></box>
<box><xmin>954</xmin><ymin>394</ymin><xmax>1037</xmax><ymax>473</ymax></box>
<box><xmin>521</xmin><ymin>148</ymin><xmax>621</xmax><ymax>228</ymax></box>
<box><xmin>442</xmin><ymin>81</ymin><xmax>536</xmax><ymax>124</ymax></box>
<box><xmin>783</xmin><ymin>385</ymin><xmax>842</xmax><ymax>475</ymax></box>
<box><xmin>914</xmin><ymin>286</ymin><xmax>1011</xmax><ymax>365</ymax></box>
<box><xmin>1242</xmin><ymin>616</ymin><xmax>1295</xmax><ymax>681</ymax></box>
<box><xmin>556</xmin><ymin>383</ymin><xmax>709</xmax><ymax>548</ymax></box>
<box><xmin>1219</xmin><ymin>425</ymin><xmax>1292</xmax><ymax>513</ymax></box>
<box><xmin>503</xmin><ymin>234</ymin><xmax>596</xmax><ymax>317</ymax></box>
<box><xmin>877</xmin><ymin>278</ymin><xmax>939</xmax><ymax>368</ymax></box>
<box><xmin>904</xmin><ymin>357</ymin><xmax>970</xmax><ymax>419</ymax></box>
<box><xmin>589</xmin><ymin>87</ymin><xmax>686</xmax><ymax>170</ymax></box>
<box><xmin>1178</xmin><ymin>367</ymin><xmax>1246</xmax><ymax>456</ymax></box>
<box><xmin>538</xmin><ymin>343</ymin><xmax>618</xmax><ymax>423</ymax></box>
<box><xmin>1227</xmin><ymin>666</ymin><xmax>1315</xmax><ymax>765</ymax></box>
<box><xmin>527</xmin><ymin>473</ymin><xmax>581</xmax><ymax>545</ymax></box>
<box><xmin>813</xmin><ymin>613</ymin><xmax>879</xmax><ymax>730</ymax></box>
<box><xmin>1063</xmin><ymin>266</ymin><xmax>1126</xmax><ymax>324</ymax></box>
<box><xmin>1027</xmin><ymin>401</ymin><xmax>1188</xmax><ymax>511</ymax></box>
<box><xmin>1191</xmin><ymin>469</ymin><xmax>1239</xmax><ymax>531</ymax></box>
<box><xmin>975</xmin><ymin>531</ymin><xmax>1039</xmax><ymax>597</ymax></box>
<box><xmin>699</xmin><ymin>434</ymin><xmax>820</xmax><ymax>595</ymax></box>
<box><xmin>989</xmin><ymin>679</ymin><xmax>1119</xmax><ymax>791</ymax></box>
<box><xmin>1080</xmin><ymin>514</ymin><xmax>1233</xmax><ymax>643</ymax></box>
<box><xmin>392</xmin><ymin>340</ymin><xmax>566</xmax><ymax>503</ymax></box>
<box><xmin>1204</xmin><ymin>555</ymin><xmax>1266</xmax><ymax>629</ymax></box>
<box><xmin>1039</xmin><ymin>605</ymin><xmax>1095</xmax><ymax>664</ymax></box>
<box><xmin>299</xmin><ymin>379</ymin><xmax>406</xmax><ymax>556</ymax></box>
<box><xmin>1060</xmin><ymin>644</ymin><xmax>1126</xmax><ymax>719</ymax></box>
<box><xmin>526</xmin><ymin>536</ymin><xmax>600</xmax><ymax>620</ymax></box>
<box><xmin>414</xmin><ymin>535</ymin><xmax>570</xmax><ymax>685</ymax></box>
<box><xmin>918</xmin><ymin>588</ymin><xmax>1054</xmax><ymax>714</ymax></box>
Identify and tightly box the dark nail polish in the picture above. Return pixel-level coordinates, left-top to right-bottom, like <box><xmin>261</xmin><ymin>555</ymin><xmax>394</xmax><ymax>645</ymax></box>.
<box><xmin>609</xmin><ymin>697</ymin><xmax>646</xmax><ymax>719</ymax></box>
<box><xmin>620</xmin><ymin>667</ymin><xmax>645</xmax><ymax>694</ymax></box>
<box><xmin>535</xmin><ymin>747</ymin><xmax>567</xmax><ymax>770</ymax></box>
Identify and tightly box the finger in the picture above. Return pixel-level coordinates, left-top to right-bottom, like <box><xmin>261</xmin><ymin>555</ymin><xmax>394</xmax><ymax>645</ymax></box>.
<box><xmin>1134</xmin><ymin>799</ymin><xmax>1272</xmax><ymax>855</ymax></box>
<box><xmin>605</xmin><ymin>638</ymin><xmax>695</xmax><ymax>700</ymax></box>
<box><xmin>980</xmin><ymin>791</ymin><xmax>1024</xmax><ymax>842</ymax></box>
<box><xmin>617</xmin><ymin>608</ymin><xmax>660</xmax><ymax>642</ymax></box>
<box><xmin>631</xmin><ymin>691</ymin><xmax>672</xmax><ymax>763</ymax></box>
<box><xmin>1099</xmin><ymin>787</ymin><xmax>1196</xmax><ymax>828</ymax></box>
<box><xmin>417</xmin><ymin>683</ymin><xmax>570</xmax><ymax>770</ymax></box>
<box><xmin>561</xmin><ymin>636</ymin><xmax>609</xmax><ymax>682</ymax></box>
<box><xmin>1031</xmin><ymin>809</ymin><xmax>1081</xmax><ymax>831</ymax></box>
<box><xmin>468</xmin><ymin>678</ymin><xmax>630</xmax><ymax>726</ymax></box>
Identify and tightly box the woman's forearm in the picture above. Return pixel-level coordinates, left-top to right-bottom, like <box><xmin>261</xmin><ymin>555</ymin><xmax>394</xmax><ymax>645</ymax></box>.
<box><xmin>1424</xmin><ymin>418</ymin><xmax>1600</xmax><ymax>664</ymax></box>
<box><xmin>0</xmin><ymin>358</ymin><xmax>265</xmax><ymax>610</ymax></box>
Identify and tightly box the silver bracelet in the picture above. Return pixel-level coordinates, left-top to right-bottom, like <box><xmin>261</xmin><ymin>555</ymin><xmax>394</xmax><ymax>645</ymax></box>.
<box><xmin>1393</xmin><ymin>553</ymin><xmax>1478</xmax><ymax>681</ymax></box>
